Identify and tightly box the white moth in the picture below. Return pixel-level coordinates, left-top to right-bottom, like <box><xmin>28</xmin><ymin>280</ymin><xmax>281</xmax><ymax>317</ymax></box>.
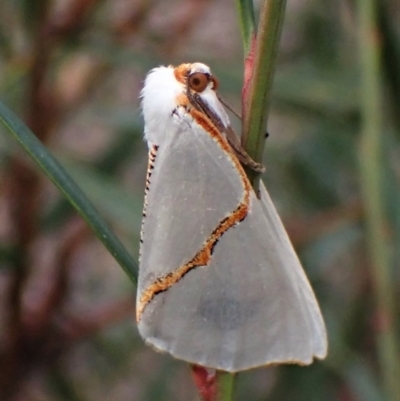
<box><xmin>138</xmin><ymin>62</ymin><xmax>327</xmax><ymax>372</ymax></box>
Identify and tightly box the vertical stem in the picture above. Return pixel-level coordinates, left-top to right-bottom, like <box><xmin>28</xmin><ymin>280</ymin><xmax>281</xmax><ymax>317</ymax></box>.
<box><xmin>215</xmin><ymin>371</ymin><xmax>235</xmax><ymax>401</ymax></box>
<box><xmin>377</xmin><ymin>0</ymin><xmax>400</xmax><ymax>138</ymax></box>
<box><xmin>357</xmin><ymin>1</ymin><xmax>400</xmax><ymax>401</ymax></box>
<box><xmin>191</xmin><ymin>367</ymin><xmax>235</xmax><ymax>401</ymax></box>
<box><xmin>234</xmin><ymin>0</ymin><xmax>256</xmax><ymax>53</ymax></box>
<box><xmin>241</xmin><ymin>0</ymin><xmax>287</xmax><ymax>189</ymax></box>
<box><xmin>193</xmin><ymin>2</ymin><xmax>288</xmax><ymax>399</ymax></box>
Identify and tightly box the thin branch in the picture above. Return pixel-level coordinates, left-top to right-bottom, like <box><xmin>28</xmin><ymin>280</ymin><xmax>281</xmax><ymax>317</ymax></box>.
<box><xmin>235</xmin><ymin>0</ymin><xmax>256</xmax><ymax>54</ymax></box>
<box><xmin>0</xmin><ymin>100</ymin><xmax>138</xmax><ymax>284</ymax></box>
<box><xmin>241</xmin><ymin>0</ymin><xmax>287</xmax><ymax>190</ymax></box>
<box><xmin>214</xmin><ymin>371</ymin><xmax>235</xmax><ymax>401</ymax></box>
<box><xmin>377</xmin><ymin>0</ymin><xmax>400</xmax><ymax>138</ymax></box>
<box><xmin>191</xmin><ymin>366</ymin><xmax>217</xmax><ymax>401</ymax></box>
<box><xmin>194</xmin><ymin>2</ymin><xmax>289</xmax><ymax>400</ymax></box>
<box><xmin>357</xmin><ymin>1</ymin><xmax>400</xmax><ymax>400</ymax></box>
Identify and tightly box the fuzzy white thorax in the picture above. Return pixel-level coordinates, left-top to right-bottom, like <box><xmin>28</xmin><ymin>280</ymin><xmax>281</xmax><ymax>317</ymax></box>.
<box><xmin>141</xmin><ymin>63</ymin><xmax>230</xmax><ymax>147</ymax></box>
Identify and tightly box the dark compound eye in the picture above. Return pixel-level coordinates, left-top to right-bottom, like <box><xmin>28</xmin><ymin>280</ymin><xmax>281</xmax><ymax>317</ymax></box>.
<box><xmin>188</xmin><ymin>72</ymin><xmax>209</xmax><ymax>92</ymax></box>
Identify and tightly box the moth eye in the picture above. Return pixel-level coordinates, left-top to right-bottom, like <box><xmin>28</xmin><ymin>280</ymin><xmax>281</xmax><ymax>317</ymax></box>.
<box><xmin>188</xmin><ymin>72</ymin><xmax>209</xmax><ymax>92</ymax></box>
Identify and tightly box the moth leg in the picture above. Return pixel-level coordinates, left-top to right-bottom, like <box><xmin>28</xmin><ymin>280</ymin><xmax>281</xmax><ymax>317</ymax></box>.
<box><xmin>189</xmin><ymin>91</ymin><xmax>264</xmax><ymax>173</ymax></box>
<box><xmin>217</xmin><ymin>94</ymin><xmax>241</xmax><ymax>120</ymax></box>
<box><xmin>224</xmin><ymin>126</ymin><xmax>265</xmax><ymax>173</ymax></box>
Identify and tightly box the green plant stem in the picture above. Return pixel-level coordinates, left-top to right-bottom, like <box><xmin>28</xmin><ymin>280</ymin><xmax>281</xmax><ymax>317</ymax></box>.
<box><xmin>357</xmin><ymin>2</ymin><xmax>400</xmax><ymax>401</ymax></box>
<box><xmin>215</xmin><ymin>371</ymin><xmax>235</xmax><ymax>401</ymax></box>
<box><xmin>206</xmin><ymin>2</ymin><xmax>289</xmax><ymax>400</ymax></box>
<box><xmin>207</xmin><ymin>2</ymin><xmax>288</xmax><ymax>400</ymax></box>
<box><xmin>377</xmin><ymin>0</ymin><xmax>400</xmax><ymax>138</ymax></box>
<box><xmin>0</xmin><ymin>100</ymin><xmax>138</xmax><ymax>285</ymax></box>
<box><xmin>203</xmin><ymin>2</ymin><xmax>257</xmax><ymax>399</ymax></box>
<box><xmin>235</xmin><ymin>0</ymin><xmax>256</xmax><ymax>53</ymax></box>
<box><xmin>241</xmin><ymin>0</ymin><xmax>287</xmax><ymax>189</ymax></box>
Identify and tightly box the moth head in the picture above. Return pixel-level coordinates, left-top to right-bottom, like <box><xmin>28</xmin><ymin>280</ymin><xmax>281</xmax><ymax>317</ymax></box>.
<box><xmin>173</xmin><ymin>62</ymin><xmax>230</xmax><ymax>130</ymax></box>
<box><xmin>174</xmin><ymin>63</ymin><xmax>219</xmax><ymax>94</ymax></box>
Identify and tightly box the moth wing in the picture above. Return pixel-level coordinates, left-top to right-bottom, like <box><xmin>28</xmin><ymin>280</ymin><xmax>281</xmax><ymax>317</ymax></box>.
<box><xmin>138</xmin><ymin>112</ymin><xmax>244</xmax><ymax>293</ymax></box>
<box><xmin>258</xmin><ymin>181</ymin><xmax>327</xmax><ymax>359</ymax></box>
<box><xmin>139</xmin><ymin>115</ymin><xmax>327</xmax><ymax>372</ymax></box>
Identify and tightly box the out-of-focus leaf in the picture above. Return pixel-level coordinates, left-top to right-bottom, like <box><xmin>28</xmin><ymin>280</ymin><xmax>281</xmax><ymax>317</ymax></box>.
<box><xmin>267</xmin><ymin>362</ymin><xmax>335</xmax><ymax>401</ymax></box>
<box><xmin>59</xmin><ymin>157</ymin><xmax>143</xmax><ymax>239</ymax></box>
<box><xmin>274</xmin><ymin>66</ymin><xmax>359</xmax><ymax>118</ymax></box>
<box><xmin>343</xmin><ymin>362</ymin><xmax>387</xmax><ymax>401</ymax></box>
<box><xmin>42</xmin><ymin>125</ymin><xmax>144</xmax><ymax>231</ymax></box>
<box><xmin>382</xmin><ymin>132</ymin><xmax>400</xmax><ymax>269</ymax></box>
<box><xmin>0</xmin><ymin>99</ymin><xmax>137</xmax><ymax>284</ymax></box>
<box><xmin>287</xmin><ymin>122</ymin><xmax>358</xmax><ymax>209</ymax></box>
<box><xmin>301</xmin><ymin>224</ymin><xmax>362</xmax><ymax>276</ymax></box>
<box><xmin>324</xmin><ymin>314</ymin><xmax>387</xmax><ymax>401</ymax></box>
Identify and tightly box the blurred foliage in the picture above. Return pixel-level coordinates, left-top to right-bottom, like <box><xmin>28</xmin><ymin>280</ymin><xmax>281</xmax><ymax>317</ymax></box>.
<box><xmin>0</xmin><ymin>0</ymin><xmax>399</xmax><ymax>400</ymax></box>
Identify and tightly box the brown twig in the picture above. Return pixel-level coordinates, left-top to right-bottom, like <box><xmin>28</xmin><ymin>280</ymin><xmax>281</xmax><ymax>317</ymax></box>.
<box><xmin>2</xmin><ymin>1</ymin><xmax>106</xmax><ymax>398</ymax></box>
<box><xmin>113</xmin><ymin>0</ymin><xmax>158</xmax><ymax>39</ymax></box>
<box><xmin>46</xmin><ymin>0</ymin><xmax>103</xmax><ymax>38</ymax></box>
<box><xmin>58</xmin><ymin>297</ymin><xmax>135</xmax><ymax>343</ymax></box>
<box><xmin>3</xmin><ymin>1</ymin><xmax>54</xmax><ymax>396</ymax></box>
<box><xmin>26</xmin><ymin>219</ymin><xmax>90</xmax><ymax>337</ymax></box>
<box><xmin>163</xmin><ymin>0</ymin><xmax>211</xmax><ymax>55</ymax></box>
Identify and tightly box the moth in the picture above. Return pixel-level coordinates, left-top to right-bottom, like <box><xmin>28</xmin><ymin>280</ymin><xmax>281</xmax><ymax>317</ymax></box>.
<box><xmin>138</xmin><ymin>62</ymin><xmax>327</xmax><ymax>372</ymax></box>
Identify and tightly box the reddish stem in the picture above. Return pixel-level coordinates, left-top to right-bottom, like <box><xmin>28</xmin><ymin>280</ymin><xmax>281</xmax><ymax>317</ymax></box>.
<box><xmin>242</xmin><ymin>34</ymin><xmax>257</xmax><ymax>118</ymax></box>
<box><xmin>191</xmin><ymin>365</ymin><xmax>217</xmax><ymax>401</ymax></box>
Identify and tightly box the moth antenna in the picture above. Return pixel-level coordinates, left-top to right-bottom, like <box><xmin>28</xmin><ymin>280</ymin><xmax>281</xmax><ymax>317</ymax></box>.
<box><xmin>217</xmin><ymin>94</ymin><xmax>242</xmax><ymax>121</ymax></box>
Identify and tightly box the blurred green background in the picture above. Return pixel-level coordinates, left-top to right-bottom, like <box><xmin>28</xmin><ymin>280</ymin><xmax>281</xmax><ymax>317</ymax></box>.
<box><xmin>0</xmin><ymin>0</ymin><xmax>399</xmax><ymax>400</ymax></box>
